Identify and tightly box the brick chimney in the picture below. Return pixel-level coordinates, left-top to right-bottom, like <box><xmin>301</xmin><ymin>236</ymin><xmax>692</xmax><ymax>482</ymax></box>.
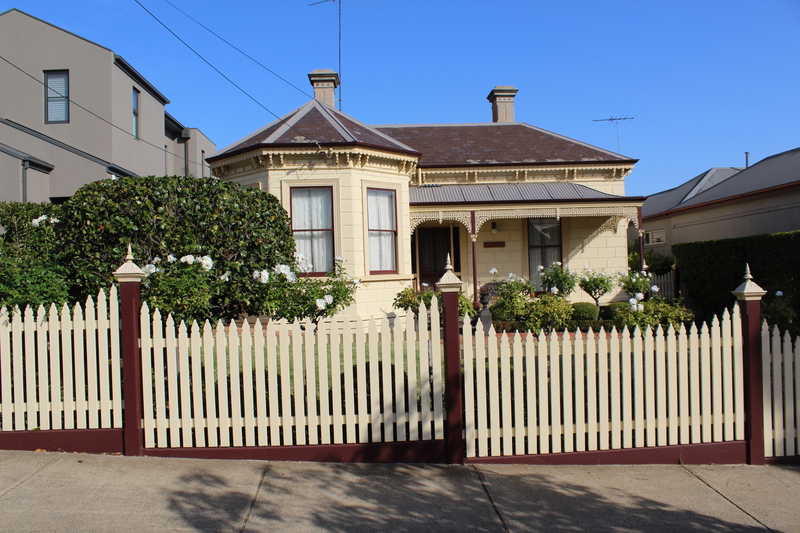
<box><xmin>308</xmin><ymin>69</ymin><xmax>339</xmax><ymax>108</ymax></box>
<box><xmin>487</xmin><ymin>86</ymin><xmax>518</xmax><ymax>123</ymax></box>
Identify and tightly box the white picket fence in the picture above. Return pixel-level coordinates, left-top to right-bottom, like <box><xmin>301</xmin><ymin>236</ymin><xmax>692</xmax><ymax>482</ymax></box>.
<box><xmin>0</xmin><ymin>288</ymin><xmax>123</xmax><ymax>432</ymax></box>
<box><xmin>139</xmin><ymin>302</ymin><xmax>446</xmax><ymax>449</ymax></box>
<box><xmin>462</xmin><ymin>307</ymin><xmax>746</xmax><ymax>458</ymax></box>
<box><xmin>763</xmin><ymin>324</ymin><xmax>799</xmax><ymax>458</ymax></box>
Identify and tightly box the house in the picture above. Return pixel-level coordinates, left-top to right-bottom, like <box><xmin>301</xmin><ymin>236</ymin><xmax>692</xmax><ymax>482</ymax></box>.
<box><xmin>208</xmin><ymin>70</ymin><xmax>644</xmax><ymax>318</ymax></box>
<box><xmin>0</xmin><ymin>8</ymin><xmax>216</xmax><ymax>203</ymax></box>
<box><xmin>641</xmin><ymin>146</ymin><xmax>800</xmax><ymax>255</ymax></box>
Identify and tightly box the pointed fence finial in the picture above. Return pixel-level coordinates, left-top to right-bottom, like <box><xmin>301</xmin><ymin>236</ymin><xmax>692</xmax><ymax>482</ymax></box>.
<box><xmin>732</xmin><ymin>263</ymin><xmax>766</xmax><ymax>302</ymax></box>
<box><xmin>743</xmin><ymin>263</ymin><xmax>753</xmax><ymax>281</ymax></box>
<box><xmin>436</xmin><ymin>253</ymin><xmax>462</xmax><ymax>291</ymax></box>
<box><xmin>113</xmin><ymin>243</ymin><xmax>146</xmax><ymax>283</ymax></box>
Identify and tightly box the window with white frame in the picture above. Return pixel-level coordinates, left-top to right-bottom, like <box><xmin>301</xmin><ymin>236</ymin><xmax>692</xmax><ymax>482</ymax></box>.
<box><xmin>644</xmin><ymin>229</ymin><xmax>665</xmax><ymax>245</ymax></box>
<box><xmin>45</xmin><ymin>71</ymin><xmax>69</xmax><ymax>123</ymax></box>
<box><xmin>367</xmin><ymin>188</ymin><xmax>397</xmax><ymax>274</ymax></box>
<box><xmin>132</xmin><ymin>87</ymin><xmax>140</xmax><ymax>139</ymax></box>
<box><xmin>291</xmin><ymin>187</ymin><xmax>334</xmax><ymax>274</ymax></box>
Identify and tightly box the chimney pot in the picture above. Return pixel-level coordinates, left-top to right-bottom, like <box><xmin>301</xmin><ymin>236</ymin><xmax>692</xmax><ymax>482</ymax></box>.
<box><xmin>308</xmin><ymin>69</ymin><xmax>339</xmax><ymax>108</ymax></box>
<box><xmin>487</xmin><ymin>86</ymin><xmax>518</xmax><ymax>123</ymax></box>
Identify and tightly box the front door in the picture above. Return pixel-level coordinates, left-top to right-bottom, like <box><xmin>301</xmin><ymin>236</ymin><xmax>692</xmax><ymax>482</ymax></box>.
<box><xmin>415</xmin><ymin>227</ymin><xmax>459</xmax><ymax>289</ymax></box>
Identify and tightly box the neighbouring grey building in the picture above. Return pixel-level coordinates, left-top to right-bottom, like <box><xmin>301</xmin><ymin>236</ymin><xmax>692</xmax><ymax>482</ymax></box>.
<box><xmin>640</xmin><ymin>146</ymin><xmax>800</xmax><ymax>255</ymax></box>
<box><xmin>0</xmin><ymin>8</ymin><xmax>216</xmax><ymax>203</ymax></box>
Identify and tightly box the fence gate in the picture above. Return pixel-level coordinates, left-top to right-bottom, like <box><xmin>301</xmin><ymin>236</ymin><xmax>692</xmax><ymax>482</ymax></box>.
<box><xmin>461</xmin><ymin>309</ymin><xmax>750</xmax><ymax>463</ymax></box>
<box><xmin>138</xmin><ymin>302</ymin><xmax>448</xmax><ymax>462</ymax></box>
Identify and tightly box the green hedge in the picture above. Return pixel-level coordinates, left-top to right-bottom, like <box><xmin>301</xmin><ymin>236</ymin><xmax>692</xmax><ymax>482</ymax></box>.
<box><xmin>673</xmin><ymin>231</ymin><xmax>800</xmax><ymax>323</ymax></box>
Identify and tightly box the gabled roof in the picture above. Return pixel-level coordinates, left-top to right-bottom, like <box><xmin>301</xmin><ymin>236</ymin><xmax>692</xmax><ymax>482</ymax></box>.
<box><xmin>411</xmin><ymin>182</ymin><xmax>641</xmax><ymax>205</ymax></box>
<box><xmin>210</xmin><ymin>100</ymin><xmax>419</xmax><ymax>161</ymax></box>
<box><xmin>375</xmin><ymin>123</ymin><xmax>636</xmax><ymax>168</ymax></box>
<box><xmin>643</xmin><ymin>167</ymin><xmax>741</xmax><ymax>216</ymax></box>
<box><xmin>644</xmin><ymin>146</ymin><xmax>800</xmax><ymax>218</ymax></box>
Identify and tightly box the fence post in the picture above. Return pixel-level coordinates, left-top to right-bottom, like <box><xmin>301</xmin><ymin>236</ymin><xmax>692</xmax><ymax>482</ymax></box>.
<box><xmin>436</xmin><ymin>254</ymin><xmax>465</xmax><ymax>464</ymax></box>
<box><xmin>732</xmin><ymin>264</ymin><xmax>767</xmax><ymax>465</ymax></box>
<box><xmin>113</xmin><ymin>245</ymin><xmax>146</xmax><ymax>456</ymax></box>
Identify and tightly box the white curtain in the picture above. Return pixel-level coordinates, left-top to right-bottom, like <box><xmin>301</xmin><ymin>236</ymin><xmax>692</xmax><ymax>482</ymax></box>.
<box><xmin>292</xmin><ymin>188</ymin><xmax>333</xmax><ymax>272</ymax></box>
<box><xmin>368</xmin><ymin>189</ymin><xmax>396</xmax><ymax>272</ymax></box>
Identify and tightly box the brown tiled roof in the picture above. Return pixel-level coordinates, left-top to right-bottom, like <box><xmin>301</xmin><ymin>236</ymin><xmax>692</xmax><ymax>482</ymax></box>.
<box><xmin>410</xmin><ymin>182</ymin><xmax>637</xmax><ymax>205</ymax></box>
<box><xmin>375</xmin><ymin>123</ymin><xmax>635</xmax><ymax>167</ymax></box>
<box><xmin>210</xmin><ymin>101</ymin><xmax>418</xmax><ymax>161</ymax></box>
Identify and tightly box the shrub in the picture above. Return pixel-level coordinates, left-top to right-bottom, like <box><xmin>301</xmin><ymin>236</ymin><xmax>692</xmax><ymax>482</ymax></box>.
<box><xmin>611</xmin><ymin>296</ymin><xmax>694</xmax><ymax>331</ymax></box>
<box><xmin>538</xmin><ymin>262</ymin><xmax>579</xmax><ymax>297</ymax></box>
<box><xmin>393</xmin><ymin>287</ymin><xmax>476</xmax><ymax>318</ymax></box>
<box><xmin>600</xmin><ymin>302</ymin><xmax>631</xmax><ymax>321</ymax></box>
<box><xmin>618</xmin><ymin>270</ymin><xmax>654</xmax><ymax>300</ymax></box>
<box><xmin>762</xmin><ymin>291</ymin><xmax>798</xmax><ymax>337</ymax></box>
<box><xmin>628</xmin><ymin>246</ymin><xmax>675</xmax><ymax>275</ymax></box>
<box><xmin>57</xmin><ymin>176</ymin><xmax>298</xmax><ymax>322</ymax></box>
<box><xmin>571</xmin><ymin>302</ymin><xmax>599</xmax><ymax>321</ymax></box>
<box><xmin>578</xmin><ymin>269</ymin><xmax>615</xmax><ymax>306</ymax></box>
<box><xmin>0</xmin><ymin>202</ymin><xmax>69</xmax><ymax>309</ymax></box>
<box><xmin>673</xmin><ymin>232</ymin><xmax>800</xmax><ymax>323</ymax></box>
<box><xmin>487</xmin><ymin>276</ymin><xmax>537</xmax><ymax>324</ymax></box>
<box><xmin>528</xmin><ymin>293</ymin><xmax>574</xmax><ymax>333</ymax></box>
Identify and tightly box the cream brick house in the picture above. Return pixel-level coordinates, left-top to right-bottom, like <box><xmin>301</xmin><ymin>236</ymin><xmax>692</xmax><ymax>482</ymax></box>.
<box><xmin>208</xmin><ymin>70</ymin><xmax>643</xmax><ymax>318</ymax></box>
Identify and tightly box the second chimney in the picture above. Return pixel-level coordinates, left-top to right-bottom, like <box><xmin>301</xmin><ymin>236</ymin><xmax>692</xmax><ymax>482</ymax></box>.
<box><xmin>487</xmin><ymin>86</ymin><xmax>518</xmax><ymax>123</ymax></box>
<box><xmin>308</xmin><ymin>69</ymin><xmax>340</xmax><ymax>108</ymax></box>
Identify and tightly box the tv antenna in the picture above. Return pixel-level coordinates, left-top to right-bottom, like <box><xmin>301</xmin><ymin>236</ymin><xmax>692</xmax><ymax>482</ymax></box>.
<box><xmin>593</xmin><ymin>115</ymin><xmax>635</xmax><ymax>154</ymax></box>
<box><xmin>310</xmin><ymin>0</ymin><xmax>343</xmax><ymax>110</ymax></box>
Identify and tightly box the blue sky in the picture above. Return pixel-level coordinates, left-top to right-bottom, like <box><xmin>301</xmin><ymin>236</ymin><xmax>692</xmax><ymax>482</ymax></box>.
<box><xmin>4</xmin><ymin>0</ymin><xmax>799</xmax><ymax>196</ymax></box>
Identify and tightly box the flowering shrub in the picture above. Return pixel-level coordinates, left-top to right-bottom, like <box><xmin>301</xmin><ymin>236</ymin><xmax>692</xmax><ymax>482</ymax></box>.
<box><xmin>538</xmin><ymin>262</ymin><xmax>579</xmax><ymax>297</ymax></box>
<box><xmin>0</xmin><ymin>202</ymin><xmax>69</xmax><ymax>310</ymax></box>
<box><xmin>393</xmin><ymin>287</ymin><xmax>476</xmax><ymax>318</ymax></box>
<box><xmin>618</xmin><ymin>269</ymin><xmax>654</xmax><ymax>299</ymax></box>
<box><xmin>58</xmin><ymin>176</ymin><xmax>296</xmax><ymax>314</ymax></box>
<box><xmin>253</xmin><ymin>256</ymin><xmax>359</xmax><ymax>325</ymax></box>
<box><xmin>578</xmin><ymin>269</ymin><xmax>616</xmax><ymax>306</ymax></box>
<box><xmin>611</xmin><ymin>296</ymin><xmax>694</xmax><ymax>330</ymax></box>
<box><xmin>762</xmin><ymin>290</ymin><xmax>797</xmax><ymax>336</ymax></box>
<box><xmin>487</xmin><ymin>275</ymin><xmax>538</xmax><ymax>324</ymax></box>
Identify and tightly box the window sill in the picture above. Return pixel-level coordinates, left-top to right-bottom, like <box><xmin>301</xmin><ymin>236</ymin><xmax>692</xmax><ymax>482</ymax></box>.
<box><xmin>360</xmin><ymin>273</ymin><xmax>414</xmax><ymax>284</ymax></box>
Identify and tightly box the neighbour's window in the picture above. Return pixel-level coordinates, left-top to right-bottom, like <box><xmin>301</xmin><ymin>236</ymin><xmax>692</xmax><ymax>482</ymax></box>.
<box><xmin>132</xmin><ymin>88</ymin><xmax>140</xmax><ymax>139</ymax></box>
<box><xmin>644</xmin><ymin>229</ymin><xmax>665</xmax><ymax>245</ymax></box>
<box><xmin>367</xmin><ymin>188</ymin><xmax>397</xmax><ymax>274</ymax></box>
<box><xmin>528</xmin><ymin>217</ymin><xmax>562</xmax><ymax>290</ymax></box>
<box><xmin>45</xmin><ymin>71</ymin><xmax>69</xmax><ymax>123</ymax></box>
<box><xmin>291</xmin><ymin>187</ymin><xmax>334</xmax><ymax>274</ymax></box>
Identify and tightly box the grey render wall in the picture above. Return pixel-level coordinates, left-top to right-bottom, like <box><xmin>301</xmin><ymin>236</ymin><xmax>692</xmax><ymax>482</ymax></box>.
<box><xmin>0</xmin><ymin>9</ymin><xmax>215</xmax><ymax>202</ymax></box>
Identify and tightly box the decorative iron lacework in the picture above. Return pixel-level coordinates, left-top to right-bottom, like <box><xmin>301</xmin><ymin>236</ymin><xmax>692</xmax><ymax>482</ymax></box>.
<box><xmin>411</xmin><ymin>205</ymin><xmax>638</xmax><ymax>236</ymax></box>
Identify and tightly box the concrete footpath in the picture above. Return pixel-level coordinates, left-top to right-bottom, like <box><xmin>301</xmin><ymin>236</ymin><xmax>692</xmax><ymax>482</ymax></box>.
<box><xmin>0</xmin><ymin>450</ymin><xmax>798</xmax><ymax>532</ymax></box>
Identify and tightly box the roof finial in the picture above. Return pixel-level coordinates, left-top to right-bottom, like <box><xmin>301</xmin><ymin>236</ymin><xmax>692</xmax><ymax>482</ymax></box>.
<box><xmin>125</xmin><ymin>243</ymin><xmax>134</xmax><ymax>262</ymax></box>
<box><xmin>743</xmin><ymin>263</ymin><xmax>753</xmax><ymax>281</ymax></box>
<box><xmin>445</xmin><ymin>253</ymin><xmax>453</xmax><ymax>272</ymax></box>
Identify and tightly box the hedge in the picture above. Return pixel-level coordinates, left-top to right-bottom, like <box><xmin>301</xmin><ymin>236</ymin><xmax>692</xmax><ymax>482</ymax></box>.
<box><xmin>673</xmin><ymin>231</ymin><xmax>800</xmax><ymax>322</ymax></box>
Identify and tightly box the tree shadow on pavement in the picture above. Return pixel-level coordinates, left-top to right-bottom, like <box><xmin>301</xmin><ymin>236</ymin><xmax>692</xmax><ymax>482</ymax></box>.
<box><xmin>165</xmin><ymin>461</ymin><xmax>773</xmax><ymax>532</ymax></box>
<box><xmin>166</xmin><ymin>469</ymin><xmax>278</xmax><ymax>531</ymax></box>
